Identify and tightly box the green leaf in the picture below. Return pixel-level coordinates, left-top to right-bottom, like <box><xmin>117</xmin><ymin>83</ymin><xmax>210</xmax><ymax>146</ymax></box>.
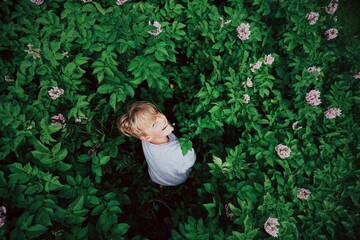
<box><xmin>111</xmin><ymin>223</ymin><xmax>130</xmax><ymax>235</ymax></box>
<box><xmin>56</xmin><ymin>149</ymin><xmax>68</xmax><ymax>161</ymax></box>
<box><xmin>69</xmin><ymin>196</ymin><xmax>84</xmax><ymax>212</ymax></box>
<box><xmin>97</xmin><ymin>84</ymin><xmax>116</xmax><ymax>94</ymax></box>
<box><xmin>36</xmin><ymin>65</ymin><xmax>48</xmax><ymax>75</ymax></box>
<box><xmin>31</xmin><ymin>150</ymin><xmax>51</xmax><ymax>161</ymax></box>
<box><xmin>100</xmin><ymin>156</ymin><xmax>111</xmax><ymax>165</ymax></box>
<box><xmin>93</xmin><ymin>2</ymin><xmax>105</xmax><ymax>15</ymax></box>
<box><xmin>110</xmin><ymin>93</ymin><xmax>117</xmax><ymax>111</ymax></box>
<box><xmin>203</xmin><ymin>183</ymin><xmax>214</xmax><ymax>193</ymax></box>
<box><xmin>65</xmin><ymin>62</ymin><xmax>77</xmax><ymax>74</ymax></box>
<box><xmin>203</xmin><ymin>203</ymin><xmax>216</xmax><ymax>217</ymax></box>
<box><xmin>26</xmin><ymin>224</ymin><xmax>48</xmax><ymax>238</ymax></box>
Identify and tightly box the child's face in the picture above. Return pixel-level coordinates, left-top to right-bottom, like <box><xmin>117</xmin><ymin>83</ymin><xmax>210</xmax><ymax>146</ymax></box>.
<box><xmin>140</xmin><ymin>113</ymin><xmax>174</xmax><ymax>142</ymax></box>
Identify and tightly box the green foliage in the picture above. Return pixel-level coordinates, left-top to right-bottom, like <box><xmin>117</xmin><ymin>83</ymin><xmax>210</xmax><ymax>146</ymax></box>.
<box><xmin>1</xmin><ymin>0</ymin><xmax>359</xmax><ymax>239</ymax></box>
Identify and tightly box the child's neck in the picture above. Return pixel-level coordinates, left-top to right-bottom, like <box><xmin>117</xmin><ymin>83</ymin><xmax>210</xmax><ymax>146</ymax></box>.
<box><xmin>151</xmin><ymin>136</ymin><xmax>169</xmax><ymax>145</ymax></box>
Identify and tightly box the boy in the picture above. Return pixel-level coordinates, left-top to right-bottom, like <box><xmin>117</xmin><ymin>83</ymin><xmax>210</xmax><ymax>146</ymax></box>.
<box><xmin>117</xmin><ymin>101</ymin><xmax>196</xmax><ymax>186</ymax></box>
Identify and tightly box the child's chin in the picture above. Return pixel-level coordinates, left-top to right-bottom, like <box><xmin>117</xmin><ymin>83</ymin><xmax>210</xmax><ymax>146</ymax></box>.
<box><xmin>166</xmin><ymin>126</ymin><xmax>174</xmax><ymax>134</ymax></box>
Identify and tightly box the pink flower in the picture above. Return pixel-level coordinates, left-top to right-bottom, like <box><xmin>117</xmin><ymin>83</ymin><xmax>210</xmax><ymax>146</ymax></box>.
<box><xmin>325</xmin><ymin>1</ymin><xmax>338</xmax><ymax>14</ymax></box>
<box><xmin>116</xmin><ymin>0</ymin><xmax>128</xmax><ymax>5</ymax></box>
<box><xmin>292</xmin><ymin>121</ymin><xmax>303</xmax><ymax>130</ymax></box>
<box><xmin>306</xmin><ymin>12</ymin><xmax>319</xmax><ymax>25</ymax></box>
<box><xmin>243</xmin><ymin>94</ymin><xmax>250</xmax><ymax>103</ymax></box>
<box><xmin>250</xmin><ymin>61</ymin><xmax>262</xmax><ymax>72</ymax></box>
<box><xmin>353</xmin><ymin>72</ymin><xmax>360</xmax><ymax>79</ymax></box>
<box><xmin>307</xmin><ymin>66</ymin><xmax>321</xmax><ymax>74</ymax></box>
<box><xmin>324</xmin><ymin>108</ymin><xmax>341</xmax><ymax>119</ymax></box>
<box><xmin>243</xmin><ymin>77</ymin><xmax>253</xmax><ymax>88</ymax></box>
<box><xmin>148</xmin><ymin>21</ymin><xmax>162</xmax><ymax>36</ymax></box>
<box><xmin>0</xmin><ymin>206</ymin><xmax>7</xmax><ymax>228</ymax></box>
<box><xmin>264</xmin><ymin>54</ymin><xmax>275</xmax><ymax>65</ymax></box>
<box><xmin>224</xmin><ymin>203</ymin><xmax>234</xmax><ymax>218</ymax></box>
<box><xmin>275</xmin><ymin>144</ymin><xmax>291</xmax><ymax>159</ymax></box>
<box><xmin>264</xmin><ymin>217</ymin><xmax>280</xmax><ymax>237</ymax></box>
<box><xmin>237</xmin><ymin>23</ymin><xmax>251</xmax><ymax>40</ymax></box>
<box><xmin>305</xmin><ymin>90</ymin><xmax>321</xmax><ymax>106</ymax></box>
<box><xmin>75</xmin><ymin>117</ymin><xmax>82</xmax><ymax>123</ymax></box>
<box><xmin>51</xmin><ymin>113</ymin><xmax>66</xmax><ymax>128</ymax></box>
<box><xmin>30</xmin><ymin>0</ymin><xmax>44</xmax><ymax>5</ymax></box>
<box><xmin>324</xmin><ymin>28</ymin><xmax>338</xmax><ymax>40</ymax></box>
<box><xmin>48</xmin><ymin>86</ymin><xmax>64</xmax><ymax>100</ymax></box>
<box><xmin>297</xmin><ymin>188</ymin><xmax>311</xmax><ymax>200</ymax></box>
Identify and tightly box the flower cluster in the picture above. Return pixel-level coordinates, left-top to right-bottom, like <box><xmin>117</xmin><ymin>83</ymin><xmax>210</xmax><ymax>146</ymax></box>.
<box><xmin>264</xmin><ymin>54</ymin><xmax>275</xmax><ymax>65</ymax></box>
<box><xmin>242</xmin><ymin>77</ymin><xmax>253</xmax><ymax>88</ymax></box>
<box><xmin>307</xmin><ymin>66</ymin><xmax>321</xmax><ymax>74</ymax></box>
<box><xmin>83</xmin><ymin>0</ymin><xmax>92</xmax><ymax>3</ymax></box>
<box><xmin>297</xmin><ymin>188</ymin><xmax>311</xmax><ymax>200</ymax></box>
<box><xmin>250</xmin><ymin>61</ymin><xmax>262</xmax><ymax>73</ymax></box>
<box><xmin>306</xmin><ymin>12</ymin><xmax>319</xmax><ymax>25</ymax></box>
<box><xmin>264</xmin><ymin>217</ymin><xmax>280</xmax><ymax>237</ymax></box>
<box><xmin>236</xmin><ymin>23</ymin><xmax>251</xmax><ymax>40</ymax></box>
<box><xmin>324</xmin><ymin>28</ymin><xmax>338</xmax><ymax>40</ymax></box>
<box><xmin>275</xmin><ymin>144</ymin><xmax>291</xmax><ymax>159</ymax></box>
<box><xmin>0</xmin><ymin>206</ymin><xmax>7</xmax><ymax>228</ymax></box>
<box><xmin>324</xmin><ymin>108</ymin><xmax>341</xmax><ymax>119</ymax></box>
<box><xmin>51</xmin><ymin>113</ymin><xmax>66</xmax><ymax>129</ymax></box>
<box><xmin>292</xmin><ymin>121</ymin><xmax>303</xmax><ymax>130</ymax></box>
<box><xmin>48</xmin><ymin>86</ymin><xmax>64</xmax><ymax>100</ymax></box>
<box><xmin>24</xmin><ymin>43</ymin><xmax>41</xmax><ymax>59</ymax></box>
<box><xmin>219</xmin><ymin>17</ymin><xmax>232</xmax><ymax>28</ymax></box>
<box><xmin>243</xmin><ymin>94</ymin><xmax>250</xmax><ymax>104</ymax></box>
<box><xmin>224</xmin><ymin>203</ymin><xmax>234</xmax><ymax>218</ymax></box>
<box><xmin>116</xmin><ymin>0</ymin><xmax>128</xmax><ymax>5</ymax></box>
<box><xmin>325</xmin><ymin>0</ymin><xmax>338</xmax><ymax>15</ymax></box>
<box><xmin>148</xmin><ymin>21</ymin><xmax>162</xmax><ymax>36</ymax></box>
<box><xmin>306</xmin><ymin>90</ymin><xmax>321</xmax><ymax>106</ymax></box>
<box><xmin>30</xmin><ymin>0</ymin><xmax>44</xmax><ymax>5</ymax></box>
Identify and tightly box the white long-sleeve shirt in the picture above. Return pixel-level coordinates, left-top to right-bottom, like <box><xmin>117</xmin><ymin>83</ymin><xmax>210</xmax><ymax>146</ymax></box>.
<box><xmin>141</xmin><ymin>133</ymin><xmax>196</xmax><ymax>186</ymax></box>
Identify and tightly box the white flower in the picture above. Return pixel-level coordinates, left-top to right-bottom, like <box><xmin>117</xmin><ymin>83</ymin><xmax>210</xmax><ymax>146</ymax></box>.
<box><xmin>324</xmin><ymin>108</ymin><xmax>341</xmax><ymax>119</ymax></box>
<box><xmin>243</xmin><ymin>94</ymin><xmax>250</xmax><ymax>103</ymax></box>
<box><xmin>236</xmin><ymin>23</ymin><xmax>251</xmax><ymax>40</ymax></box>
<box><xmin>305</xmin><ymin>90</ymin><xmax>321</xmax><ymax>106</ymax></box>
<box><xmin>275</xmin><ymin>144</ymin><xmax>291</xmax><ymax>159</ymax></box>
<box><xmin>264</xmin><ymin>54</ymin><xmax>275</xmax><ymax>65</ymax></box>
<box><xmin>297</xmin><ymin>188</ymin><xmax>311</xmax><ymax>200</ymax></box>
<box><xmin>116</xmin><ymin>0</ymin><xmax>128</xmax><ymax>5</ymax></box>
<box><xmin>250</xmin><ymin>61</ymin><xmax>263</xmax><ymax>72</ymax></box>
<box><xmin>306</xmin><ymin>12</ymin><xmax>319</xmax><ymax>25</ymax></box>
<box><xmin>148</xmin><ymin>21</ymin><xmax>162</xmax><ymax>36</ymax></box>
<box><xmin>264</xmin><ymin>217</ymin><xmax>280</xmax><ymax>237</ymax></box>
<box><xmin>48</xmin><ymin>86</ymin><xmax>64</xmax><ymax>100</ymax></box>
<box><xmin>292</xmin><ymin>121</ymin><xmax>303</xmax><ymax>130</ymax></box>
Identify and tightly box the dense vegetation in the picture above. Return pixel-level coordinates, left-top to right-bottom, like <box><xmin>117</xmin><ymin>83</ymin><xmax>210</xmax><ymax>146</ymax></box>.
<box><xmin>1</xmin><ymin>0</ymin><xmax>359</xmax><ymax>239</ymax></box>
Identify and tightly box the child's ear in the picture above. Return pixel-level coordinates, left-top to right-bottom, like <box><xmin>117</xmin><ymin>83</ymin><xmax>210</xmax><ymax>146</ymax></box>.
<box><xmin>140</xmin><ymin>136</ymin><xmax>152</xmax><ymax>142</ymax></box>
